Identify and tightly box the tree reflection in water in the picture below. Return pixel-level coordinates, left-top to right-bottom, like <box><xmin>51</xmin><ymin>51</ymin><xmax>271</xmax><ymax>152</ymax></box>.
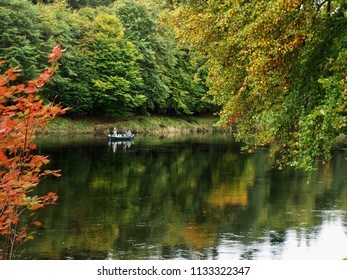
<box><xmin>20</xmin><ymin>135</ymin><xmax>347</xmax><ymax>260</ymax></box>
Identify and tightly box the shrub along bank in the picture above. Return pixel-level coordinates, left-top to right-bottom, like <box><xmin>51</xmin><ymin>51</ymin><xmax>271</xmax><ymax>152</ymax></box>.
<box><xmin>43</xmin><ymin>115</ymin><xmax>227</xmax><ymax>135</ymax></box>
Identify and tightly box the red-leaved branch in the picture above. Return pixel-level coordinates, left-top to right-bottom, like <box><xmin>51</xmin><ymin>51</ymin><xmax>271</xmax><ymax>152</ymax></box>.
<box><xmin>0</xmin><ymin>44</ymin><xmax>67</xmax><ymax>259</ymax></box>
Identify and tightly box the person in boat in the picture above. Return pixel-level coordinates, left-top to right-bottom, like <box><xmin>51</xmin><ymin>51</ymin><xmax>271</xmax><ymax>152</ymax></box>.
<box><xmin>122</xmin><ymin>127</ymin><xmax>132</xmax><ymax>137</ymax></box>
<box><xmin>112</xmin><ymin>127</ymin><xmax>117</xmax><ymax>136</ymax></box>
<box><xmin>122</xmin><ymin>127</ymin><xmax>126</xmax><ymax>136</ymax></box>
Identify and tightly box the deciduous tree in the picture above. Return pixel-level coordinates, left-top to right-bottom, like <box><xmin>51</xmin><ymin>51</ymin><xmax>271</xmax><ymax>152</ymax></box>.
<box><xmin>0</xmin><ymin>45</ymin><xmax>67</xmax><ymax>259</ymax></box>
<box><xmin>89</xmin><ymin>13</ymin><xmax>146</xmax><ymax>116</ymax></box>
<box><xmin>115</xmin><ymin>0</ymin><xmax>211</xmax><ymax>115</ymax></box>
<box><xmin>0</xmin><ymin>0</ymin><xmax>49</xmax><ymax>82</ymax></box>
<box><xmin>166</xmin><ymin>0</ymin><xmax>347</xmax><ymax>170</ymax></box>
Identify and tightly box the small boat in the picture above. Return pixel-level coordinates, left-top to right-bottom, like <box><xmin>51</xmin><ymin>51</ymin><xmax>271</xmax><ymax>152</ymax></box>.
<box><xmin>107</xmin><ymin>134</ymin><xmax>135</xmax><ymax>142</ymax></box>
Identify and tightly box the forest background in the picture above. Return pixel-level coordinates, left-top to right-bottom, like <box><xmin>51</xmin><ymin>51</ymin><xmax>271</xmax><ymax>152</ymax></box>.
<box><xmin>0</xmin><ymin>0</ymin><xmax>215</xmax><ymax>118</ymax></box>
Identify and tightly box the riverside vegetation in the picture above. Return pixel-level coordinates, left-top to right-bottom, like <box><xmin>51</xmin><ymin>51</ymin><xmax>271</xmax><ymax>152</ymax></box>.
<box><xmin>44</xmin><ymin>115</ymin><xmax>223</xmax><ymax>135</ymax></box>
<box><xmin>1</xmin><ymin>0</ymin><xmax>346</xmax><ymax>171</ymax></box>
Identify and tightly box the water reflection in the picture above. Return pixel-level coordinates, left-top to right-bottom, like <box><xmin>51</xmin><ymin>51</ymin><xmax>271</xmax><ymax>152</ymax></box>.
<box><xmin>108</xmin><ymin>141</ymin><xmax>133</xmax><ymax>152</ymax></box>
<box><xmin>19</xmin><ymin>135</ymin><xmax>347</xmax><ymax>260</ymax></box>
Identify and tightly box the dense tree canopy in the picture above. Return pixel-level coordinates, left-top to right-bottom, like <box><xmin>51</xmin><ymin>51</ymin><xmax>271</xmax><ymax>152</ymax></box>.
<box><xmin>1</xmin><ymin>0</ymin><xmax>211</xmax><ymax>116</ymax></box>
<box><xmin>114</xmin><ymin>0</ymin><xmax>211</xmax><ymax>114</ymax></box>
<box><xmin>166</xmin><ymin>0</ymin><xmax>347</xmax><ymax>170</ymax></box>
<box><xmin>0</xmin><ymin>0</ymin><xmax>48</xmax><ymax>81</ymax></box>
<box><xmin>90</xmin><ymin>12</ymin><xmax>146</xmax><ymax>116</ymax></box>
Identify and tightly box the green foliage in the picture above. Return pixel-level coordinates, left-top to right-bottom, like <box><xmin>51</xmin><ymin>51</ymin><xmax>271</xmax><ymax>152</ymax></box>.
<box><xmin>166</xmin><ymin>0</ymin><xmax>347</xmax><ymax>171</ymax></box>
<box><xmin>292</xmin><ymin>20</ymin><xmax>347</xmax><ymax>169</ymax></box>
<box><xmin>31</xmin><ymin>0</ymin><xmax>115</xmax><ymax>8</ymax></box>
<box><xmin>89</xmin><ymin>13</ymin><xmax>146</xmax><ymax>116</ymax></box>
<box><xmin>67</xmin><ymin>0</ymin><xmax>115</xmax><ymax>9</ymax></box>
<box><xmin>1</xmin><ymin>0</ymin><xmax>211</xmax><ymax>117</ymax></box>
<box><xmin>36</xmin><ymin>1</ymin><xmax>95</xmax><ymax>115</ymax></box>
<box><xmin>0</xmin><ymin>0</ymin><xmax>49</xmax><ymax>81</ymax></box>
<box><xmin>114</xmin><ymin>0</ymin><xmax>212</xmax><ymax>115</ymax></box>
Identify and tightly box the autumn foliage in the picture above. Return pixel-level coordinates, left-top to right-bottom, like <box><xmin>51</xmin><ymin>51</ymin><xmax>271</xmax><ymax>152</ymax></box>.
<box><xmin>166</xmin><ymin>0</ymin><xmax>347</xmax><ymax>171</ymax></box>
<box><xmin>0</xmin><ymin>45</ymin><xmax>66</xmax><ymax>259</ymax></box>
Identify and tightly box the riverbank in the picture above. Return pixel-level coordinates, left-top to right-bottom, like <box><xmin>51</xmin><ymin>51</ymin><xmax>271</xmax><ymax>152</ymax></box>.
<box><xmin>44</xmin><ymin>115</ymin><xmax>228</xmax><ymax>135</ymax></box>
<box><xmin>43</xmin><ymin>115</ymin><xmax>346</xmax><ymax>148</ymax></box>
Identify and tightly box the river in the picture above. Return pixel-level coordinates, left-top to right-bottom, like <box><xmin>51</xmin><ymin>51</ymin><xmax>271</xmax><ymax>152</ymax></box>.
<box><xmin>18</xmin><ymin>134</ymin><xmax>347</xmax><ymax>260</ymax></box>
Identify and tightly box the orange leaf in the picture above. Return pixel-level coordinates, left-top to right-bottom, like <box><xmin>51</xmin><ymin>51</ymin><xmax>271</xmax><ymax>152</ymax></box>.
<box><xmin>33</xmin><ymin>221</ymin><xmax>42</xmax><ymax>227</ymax></box>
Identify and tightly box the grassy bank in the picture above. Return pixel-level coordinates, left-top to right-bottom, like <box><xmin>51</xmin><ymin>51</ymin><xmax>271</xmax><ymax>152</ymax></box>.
<box><xmin>44</xmin><ymin>115</ymin><xmax>226</xmax><ymax>135</ymax></box>
<box><xmin>44</xmin><ymin>116</ymin><xmax>347</xmax><ymax>147</ymax></box>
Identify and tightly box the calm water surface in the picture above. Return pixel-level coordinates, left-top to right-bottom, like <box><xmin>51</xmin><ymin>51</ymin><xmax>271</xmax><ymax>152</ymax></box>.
<box><xmin>19</xmin><ymin>134</ymin><xmax>347</xmax><ymax>260</ymax></box>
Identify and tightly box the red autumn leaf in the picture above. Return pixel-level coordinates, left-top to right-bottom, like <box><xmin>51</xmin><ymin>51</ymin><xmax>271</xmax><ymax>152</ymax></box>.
<box><xmin>48</xmin><ymin>44</ymin><xmax>66</xmax><ymax>63</ymax></box>
<box><xmin>26</xmin><ymin>80</ymin><xmax>37</xmax><ymax>94</ymax></box>
<box><xmin>5</xmin><ymin>68</ymin><xmax>21</xmax><ymax>81</ymax></box>
<box><xmin>33</xmin><ymin>221</ymin><xmax>42</xmax><ymax>227</ymax></box>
